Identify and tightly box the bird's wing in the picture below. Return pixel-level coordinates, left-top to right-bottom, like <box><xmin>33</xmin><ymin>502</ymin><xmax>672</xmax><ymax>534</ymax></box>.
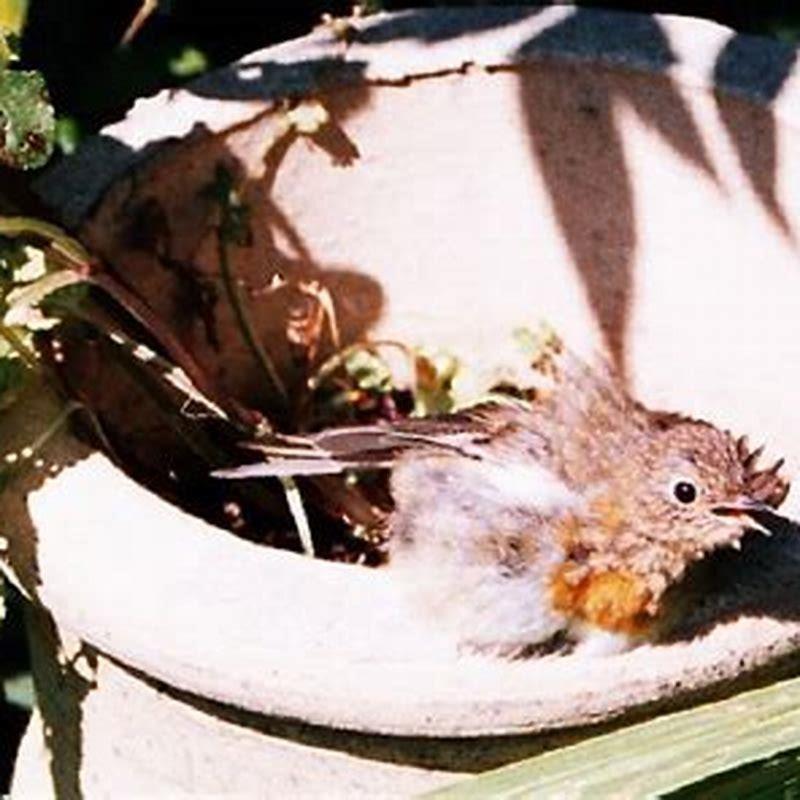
<box><xmin>212</xmin><ymin>408</ymin><xmax>513</xmax><ymax>479</ymax></box>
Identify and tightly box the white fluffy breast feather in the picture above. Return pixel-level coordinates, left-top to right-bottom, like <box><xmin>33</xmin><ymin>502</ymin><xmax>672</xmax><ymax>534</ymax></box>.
<box><xmin>478</xmin><ymin>460</ymin><xmax>578</xmax><ymax>508</ymax></box>
<box><xmin>387</xmin><ymin>456</ymin><xmax>582</xmax><ymax>656</ymax></box>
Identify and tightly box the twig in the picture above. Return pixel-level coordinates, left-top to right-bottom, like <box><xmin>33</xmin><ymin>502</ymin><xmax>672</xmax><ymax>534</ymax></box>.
<box><xmin>120</xmin><ymin>0</ymin><xmax>159</xmax><ymax>47</ymax></box>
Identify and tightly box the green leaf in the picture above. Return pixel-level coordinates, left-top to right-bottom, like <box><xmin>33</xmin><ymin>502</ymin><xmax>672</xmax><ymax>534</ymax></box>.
<box><xmin>424</xmin><ymin>674</ymin><xmax>800</xmax><ymax>799</ymax></box>
<box><xmin>667</xmin><ymin>747</ymin><xmax>800</xmax><ymax>799</ymax></box>
<box><xmin>0</xmin><ymin>0</ymin><xmax>26</xmax><ymax>64</ymax></box>
<box><xmin>344</xmin><ymin>348</ymin><xmax>393</xmax><ymax>393</ymax></box>
<box><xmin>0</xmin><ymin>69</ymin><xmax>55</xmax><ymax>170</ymax></box>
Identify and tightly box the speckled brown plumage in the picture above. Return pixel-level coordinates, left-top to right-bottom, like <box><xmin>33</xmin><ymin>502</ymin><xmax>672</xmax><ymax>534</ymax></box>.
<box><xmin>217</xmin><ymin>336</ymin><xmax>792</xmax><ymax>655</ymax></box>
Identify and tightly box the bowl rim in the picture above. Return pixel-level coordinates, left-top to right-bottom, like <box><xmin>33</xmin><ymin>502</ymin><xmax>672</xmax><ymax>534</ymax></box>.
<box><xmin>25</xmin><ymin>5</ymin><xmax>800</xmax><ymax>739</ymax></box>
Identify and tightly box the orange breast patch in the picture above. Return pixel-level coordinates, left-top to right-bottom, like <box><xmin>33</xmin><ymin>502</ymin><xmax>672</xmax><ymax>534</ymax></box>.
<box><xmin>551</xmin><ymin>567</ymin><xmax>653</xmax><ymax>635</ymax></box>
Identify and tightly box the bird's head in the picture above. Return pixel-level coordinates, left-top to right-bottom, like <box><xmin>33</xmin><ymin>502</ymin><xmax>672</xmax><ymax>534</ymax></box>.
<box><xmin>554</xmin><ymin>416</ymin><xmax>793</xmax><ymax>637</ymax></box>
<box><xmin>609</xmin><ymin>416</ymin><xmax>790</xmax><ymax>575</ymax></box>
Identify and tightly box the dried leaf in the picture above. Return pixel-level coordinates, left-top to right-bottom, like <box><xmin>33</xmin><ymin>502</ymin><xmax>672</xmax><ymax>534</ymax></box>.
<box><xmin>414</xmin><ymin>351</ymin><xmax>459</xmax><ymax>416</ymax></box>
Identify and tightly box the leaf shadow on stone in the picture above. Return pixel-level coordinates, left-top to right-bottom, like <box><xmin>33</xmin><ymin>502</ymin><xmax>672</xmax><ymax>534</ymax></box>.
<box><xmin>713</xmin><ymin>31</ymin><xmax>798</xmax><ymax>239</ymax></box>
<box><xmin>516</xmin><ymin>9</ymin><xmax>717</xmax><ymax>377</ymax></box>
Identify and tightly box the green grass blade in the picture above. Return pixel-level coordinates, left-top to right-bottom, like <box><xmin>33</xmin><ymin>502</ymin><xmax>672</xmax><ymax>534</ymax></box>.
<box><xmin>425</xmin><ymin>673</ymin><xmax>800</xmax><ymax>799</ymax></box>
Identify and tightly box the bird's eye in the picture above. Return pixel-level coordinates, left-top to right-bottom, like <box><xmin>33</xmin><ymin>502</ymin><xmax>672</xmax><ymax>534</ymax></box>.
<box><xmin>672</xmin><ymin>480</ymin><xmax>697</xmax><ymax>504</ymax></box>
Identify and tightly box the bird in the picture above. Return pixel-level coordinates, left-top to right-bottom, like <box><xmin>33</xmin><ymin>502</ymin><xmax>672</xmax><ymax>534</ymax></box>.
<box><xmin>214</xmin><ymin>332</ymin><xmax>792</xmax><ymax>657</ymax></box>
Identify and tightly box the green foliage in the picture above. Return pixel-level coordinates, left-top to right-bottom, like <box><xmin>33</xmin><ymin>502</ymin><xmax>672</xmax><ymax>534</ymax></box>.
<box><xmin>0</xmin><ymin>69</ymin><xmax>54</xmax><ymax>169</ymax></box>
<box><xmin>0</xmin><ymin>0</ymin><xmax>52</xmax><ymax>171</ymax></box>
<box><xmin>54</xmin><ymin>115</ymin><xmax>81</xmax><ymax>156</ymax></box>
<box><xmin>0</xmin><ymin>220</ymin><xmax>91</xmax><ymax>419</ymax></box>
<box><xmin>344</xmin><ymin>348</ymin><xmax>394</xmax><ymax>395</ymax></box>
<box><xmin>0</xmin><ymin>31</ymin><xmax>18</xmax><ymax>67</ymax></box>
<box><xmin>0</xmin><ymin>235</ymin><xmax>42</xmax><ymax>402</ymax></box>
<box><xmin>168</xmin><ymin>45</ymin><xmax>208</xmax><ymax>78</ymax></box>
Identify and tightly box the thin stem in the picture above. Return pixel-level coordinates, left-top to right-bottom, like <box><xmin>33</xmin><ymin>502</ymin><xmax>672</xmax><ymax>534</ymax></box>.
<box><xmin>308</xmin><ymin>339</ymin><xmax>417</xmax><ymax>391</ymax></box>
<box><xmin>216</xmin><ymin>227</ymin><xmax>288</xmax><ymax>404</ymax></box>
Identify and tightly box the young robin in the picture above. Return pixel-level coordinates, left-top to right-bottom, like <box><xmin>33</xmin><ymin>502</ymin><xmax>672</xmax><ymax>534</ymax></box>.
<box><xmin>216</xmin><ymin>335</ymin><xmax>791</xmax><ymax>656</ymax></box>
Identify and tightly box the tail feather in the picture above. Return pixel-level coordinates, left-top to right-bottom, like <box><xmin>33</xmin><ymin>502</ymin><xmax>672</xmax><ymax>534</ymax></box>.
<box><xmin>213</xmin><ymin>457</ymin><xmax>394</xmax><ymax>478</ymax></box>
<box><xmin>213</xmin><ymin>413</ymin><xmax>497</xmax><ymax>480</ymax></box>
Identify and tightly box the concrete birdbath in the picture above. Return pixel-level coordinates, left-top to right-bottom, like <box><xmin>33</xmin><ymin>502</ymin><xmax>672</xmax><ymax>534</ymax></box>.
<box><xmin>4</xmin><ymin>5</ymin><xmax>800</xmax><ymax>796</ymax></box>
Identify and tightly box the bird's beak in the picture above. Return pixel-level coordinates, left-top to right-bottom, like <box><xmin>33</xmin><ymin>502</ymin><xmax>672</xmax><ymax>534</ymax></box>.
<box><xmin>713</xmin><ymin>499</ymin><xmax>796</xmax><ymax>537</ymax></box>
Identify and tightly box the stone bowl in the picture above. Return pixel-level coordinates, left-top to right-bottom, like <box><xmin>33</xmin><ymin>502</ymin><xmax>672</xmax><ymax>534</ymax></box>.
<box><xmin>5</xmin><ymin>6</ymin><xmax>800</xmax><ymax>796</ymax></box>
